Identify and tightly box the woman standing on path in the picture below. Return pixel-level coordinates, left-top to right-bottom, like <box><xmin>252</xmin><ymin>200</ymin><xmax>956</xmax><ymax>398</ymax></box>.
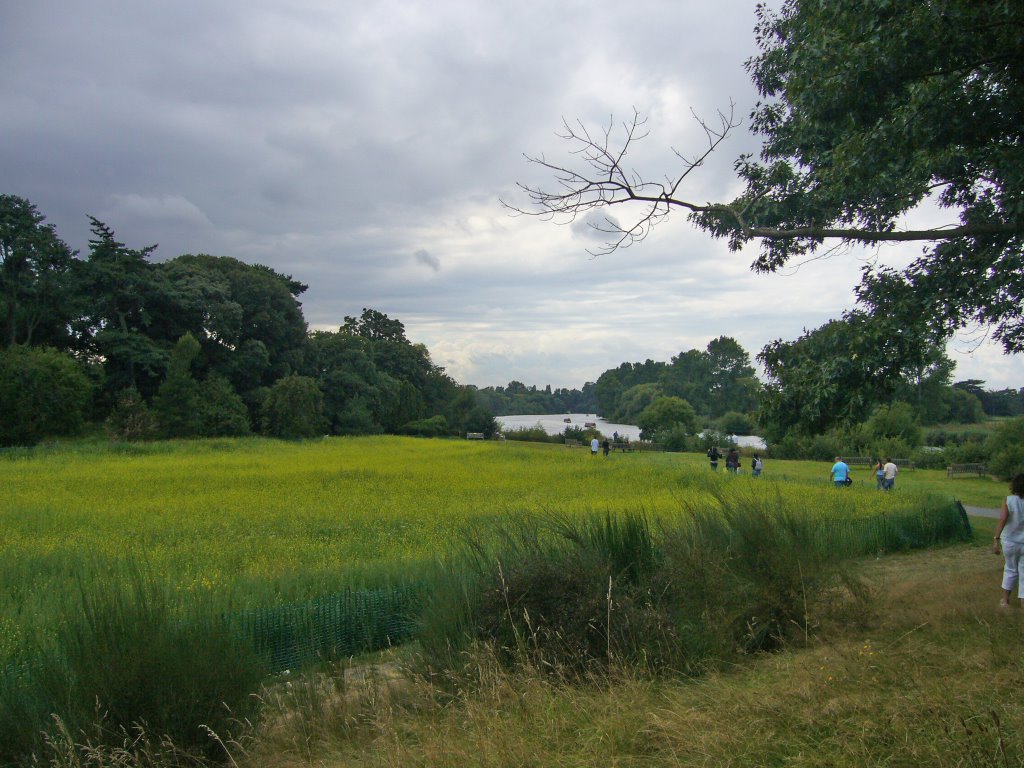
<box><xmin>993</xmin><ymin>473</ymin><xmax>1024</xmax><ymax>608</ymax></box>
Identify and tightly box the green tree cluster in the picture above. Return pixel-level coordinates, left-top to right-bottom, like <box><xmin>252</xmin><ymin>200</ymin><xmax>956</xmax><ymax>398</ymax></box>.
<box><xmin>0</xmin><ymin>197</ymin><xmax>494</xmax><ymax>446</ymax></box>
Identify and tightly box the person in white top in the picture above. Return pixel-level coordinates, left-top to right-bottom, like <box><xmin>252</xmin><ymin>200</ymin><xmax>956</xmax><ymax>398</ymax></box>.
<box><xmin>882</xmin><ymin>458</ymin><xmax>898</xmax><ymax>490</ymax></box>
<box><xmin>590</xmin><ymin>437</ymin><xmax>600</xmax><ymax>456</ymax></box>
<box><xmin>993</xmin><ymin>473</ymin><xmax>1024</xmax><ymax>608</ymax></box>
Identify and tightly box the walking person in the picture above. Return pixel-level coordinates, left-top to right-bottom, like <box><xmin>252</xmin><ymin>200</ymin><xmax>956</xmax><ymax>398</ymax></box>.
<box><xmin>830</xmin><ymin>456</ymin><xmax>851</xmax><ymax>487</ymax></box>
<box><xmin>993</xmin><ymin>473</ymin><xmax>1024</xmax><ymax>608</ymax></box>
<box><xmin>751</xmin><ymin>454</ymin><xmax>763</xmax><ymax>477</ymax></box>
<box><xmin>882</xmin><ymin>457</ymin><xmax>898</xmax><ymax>491</ymax></box>
<box><xmin>602</xmin><ymin>439</ymin><xmax>610</xmax><ymax>457</ymax></box>
<box><xmin>874</xmin><ymin>459</ymin><xmax>885</xmax><ymax>490</ymax></box>
<box><xmin>725</xmin><ymin>447</ymin><xmax>740</xmax><ymax>473</ymax></box>
<box><xmin>707</xmin><ymin>445</ymin><xmax>721</xmax><ymax>471</ymax></box>
<box><xmin>590</xmin><ymin>436</ymin><xmax>600</xmax><ymax>456</ymax></box>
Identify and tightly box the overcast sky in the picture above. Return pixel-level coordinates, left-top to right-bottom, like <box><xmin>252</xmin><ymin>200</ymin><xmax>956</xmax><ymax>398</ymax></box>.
<box><xmin>4</xmin><ymin>1</ymin><xmax>1022</xmax><ymax>392</ymax></box>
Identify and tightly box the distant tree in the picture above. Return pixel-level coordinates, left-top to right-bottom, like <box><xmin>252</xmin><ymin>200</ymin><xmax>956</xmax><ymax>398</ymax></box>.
<box><xmin>863</xmin><ymin>402</ymin><xmax>922</xmax><ymax>448</ymax></box>
<box><xmin>0</xmin><ymin>195</ymin><xmax>80</xmax><ymax>349</ymax></box>
<box><xmin>0</xmin><ymin>346</ymin><xmax>92</xmax><ymax>446</ymax></box>
<box><xmin>758</xmin><ymin>311</ymin><xmax>950</xmax><ymax>441</ymax></box>
<box><xmin>342</xmin><ymin>308</ymin><xmax>408</xmax><ymax>343</ymax></box>
<box><xmin>168</xmin><ymin>254</ymin><xmax>308</xmax><ymax>392</ymax></box>
<box><xmin>988</xmin><ymin>417</ymin><xmax>1024</xmax><ymax>481</ymax></box>
<box><xmin>196</xmin><ymin>375</ymin><xmax>251</xmax><ymax>437</ymax></box>
<box><xmin>660</xmin><ymin>349</ymin><xmax>711</xmax><ymax>415</ymax></box>
<box><xmin>943</xmin><ymin>387</ymin><xmax>985</xmax><ymax>425</ymax></box>
<box><xmin>636</xmin><ymin>396</ymin><xmax>698</xmax><ymax>441</ymax></box>
<box><xmin>262</xmin><ymin>375</ymin><xmax>325</xmax><ymax>439</ymax></box>
<box><xmin>152</xmin><ymin>333</ymin><xmax>203</xmax><ymax>438</ymax></box>
<box><xmin>717</xmin><ymin>411</ymin><xmax>756</xmax><ymax>436</ymax></box>
<box><xmin>615</xmin><ymin>382</ymin><xmax>662</xmax><ymax>423</ymax></box>
<box><xmin>104</xmin><ymin>387</ymin><xmax>158</xmax><ymax>442</ymax></box>
<box><xmin>77</xmin><ymin>218</ymin><xmax>171</xmax><ymax>396</ymax></box>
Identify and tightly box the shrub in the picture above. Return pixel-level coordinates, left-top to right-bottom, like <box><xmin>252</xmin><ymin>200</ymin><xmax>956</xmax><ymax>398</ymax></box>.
<box><xmin>864</xmin><ymin>402</ymin><xmax>922</xmax><ymax>447</ymax></box>
<box><xmin>401</xmin><ymin>414</ymin><xmax>449</xmax><ymax>437</ymax></box>
<box><xmin>262</xmin><ymin>375</ymin><xmax>325</xmax><ymax>438</ymax></box>
<box><xmin>0</xmin><ymin>346</ymin><xmax>92</xmax><ymax>446</ymax></box>
<box><xmin>104</xmin><ymin>387</ymin><xmax>158</xmax><ymax>442</ymax></box>
<box><xmin>197</xmin><ymin>374</ymin><xmax>252</xmax><ymax>437</ymax></box>
<box><xmin>717</xmin><ymin>411</ymin><xmax>756</xmax><ymax>436</ymax></box>
<box><xmin>636</xmin><ymin>397</ymin><xmax>698</xmax><ymax>441</ymax></box>
<box><xmin>503</xmin><ymin>425</ymin><xmax>555</xmax><ymax>443</ymax></box>
<box><xmin>988</xmin><ymin>417</ymin><xmax>1024</xmax><ymax>480</ymax></box>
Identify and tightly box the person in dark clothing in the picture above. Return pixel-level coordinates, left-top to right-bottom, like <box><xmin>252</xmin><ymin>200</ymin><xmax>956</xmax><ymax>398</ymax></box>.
<box><xmin>707</xmin><ymin>446</ymin><xmax>721</xmax><ymax>470</ymax></box>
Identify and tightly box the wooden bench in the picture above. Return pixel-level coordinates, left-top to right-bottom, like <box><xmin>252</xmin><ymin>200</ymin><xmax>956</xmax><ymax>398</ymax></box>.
<box><xmin>843</xmin><ymin>456</ymin><xmax>874</xmax><ymax>467</ymax></box>
<box><xmin>466</xmin><ymin>432</ymin><xmax>485</xmax><ymax>440</ymax></box>
<box><xmin>947</xmin><ymin>463</ymin><xmax>988</xmax><ymax>478</ymax></box>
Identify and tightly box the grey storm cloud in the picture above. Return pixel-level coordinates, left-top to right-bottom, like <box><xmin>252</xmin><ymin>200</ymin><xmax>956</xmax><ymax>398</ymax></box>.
<box><xmin>1</xmin><ymin>0</ymin><xmax>1019</xmax><ymax>388</ymax></box>
<box><xmin>414</xmin><ymin>249</ymin><xmax>441</xmax><ymax>272</ymax></box>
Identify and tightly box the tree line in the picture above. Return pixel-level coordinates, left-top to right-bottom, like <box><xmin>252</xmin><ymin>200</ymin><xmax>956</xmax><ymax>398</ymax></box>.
<box><xmin>0</xmin><ymin>195</ymin><xmax>496</xmax><ymax>446</ymax></box>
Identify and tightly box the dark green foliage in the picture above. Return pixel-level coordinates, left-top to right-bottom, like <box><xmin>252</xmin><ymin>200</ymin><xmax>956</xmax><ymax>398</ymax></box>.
<box><xmin>863</xmin><ymin>402</ymin><xmax>921</xmax><ymax>448</ymax></box>
<box><xmin>0</xmin><ymin>195</ymin><xmax>79</xmax><ymax>350</ymax></box>
<box><xmin>152</xmin><ymin>333</ymin><xmax>203</xmax><ymax>438</ymax></box>
<box><xmin>636</xmin><ymin>396</ymin><xmax>698</xmax><ymax>441</ymax></box>
<box><xmin>104</xmin><ymin>387</ymin><xmax>158</xmax><ymax>442</ymax></box>
<box><xmin>400</xmin><ymin>414</ymin><xmax>449</xmax><ymax>437</ymax></box>
<box><xmin>987</xmin><ymin>417</ymin><xmax>1024</xmax><ymax>480</ymax></box>
<box><xmin>196</xmin><ymin>374</ymin><xmax>251</xmax><ymax>437</ymax></box>
<box><xmin>0</xmin><ymin>346</ymin><xmax>92</xmax><ymax>446</ymax></box>
<box><xmin>698</xmin><ymin>0</ymin><xmax>1024</xmax><ymax>351</ymax></box>
<box><xmin>718</xmin><ymin>410</ymin><xmax>756</xmax><ymax>435</ymax></box>
<box><xmin>262</xmin><ymin>374</ymin><xmax>325</xmax><ymax>439</ymax></box>
<box><xmin>758</xmin><ymin>312</ymin><xmax>952</xmax><ymax>441</ymax></box>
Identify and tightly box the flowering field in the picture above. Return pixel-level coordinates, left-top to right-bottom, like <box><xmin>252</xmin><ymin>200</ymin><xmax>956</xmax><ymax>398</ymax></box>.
<box><xmin>0</xmin><ymin>436</ymin><xmax>962</xmax><ymax>662</ymax></box>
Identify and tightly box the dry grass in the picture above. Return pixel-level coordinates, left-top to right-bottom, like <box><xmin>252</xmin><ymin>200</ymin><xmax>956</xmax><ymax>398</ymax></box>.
<box><xmin>233</xmin><ymin>534</ymin><xmax>1024</xmax><ymax>768</ymax></box>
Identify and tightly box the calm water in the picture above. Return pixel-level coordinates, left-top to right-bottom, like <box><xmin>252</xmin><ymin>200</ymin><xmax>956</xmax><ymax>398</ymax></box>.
<box><xmin>495</xmin><ymin>413</ymin><xmax>767</xmax><ymax>449</ymax></box>
<box><xmin>496</xmin><ymin>413</ymin><xmax>641</xmax><ymax>441</ymax></box>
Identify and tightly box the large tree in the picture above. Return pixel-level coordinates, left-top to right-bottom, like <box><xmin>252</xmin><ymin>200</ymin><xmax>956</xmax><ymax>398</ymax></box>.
<box><xmin>514</xmin><ymin>0</ymin><xmax>1024</xmax><ymax>349</ymax></box>
<box><xmin>0</xmin><ymin>195</ymin><xmax>79</xmax><ymax>348</ymax></box>
<box><xmin>758</xmin><ymin>310</ymin><xmax>953</xmax><ymax>441</ymax></box>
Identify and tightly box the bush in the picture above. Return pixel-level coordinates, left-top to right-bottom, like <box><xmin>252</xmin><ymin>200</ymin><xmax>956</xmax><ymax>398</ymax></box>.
<box><xmin>0</xmin><ymin>346</ymin><xmax>92</xmax><ymax>446</ymax></box>
<box><xmin>864</xmin><ymin>402</ymin><xmax>922</xmax><ymax>447</ymax></box>
<box><xmin>636</xmin><ymin>397</ymin><xmax>698</xmax><ymax>441</ymax></box>
<box><xmin>503</xmin><ymin>425</ymin><xmax>556</xmax><ymax>443</ymax></box>
<box><xmin>717</xmin><ymin>411</ymin><xmax>756</xmax><ymax>436</ymax></box>
<box><xmin>988</xmin><ymin>417</ymin><xmax>1024</xmax><ymax>480</ymax></box>
<box><xmin>197</xmin><ymin>374</ymin><xmax>251</xmax><ymax>437</ymax></box>
<box><xmin>401</xmin><ymin>414</ymin><xmax>449</xmax><ymax>437</ymax></box>
<box><xmin>104</xmin><ymin>387</ymin><xmax>158</xmax><ymax>442</ymax></box>
<box><xmin>262</xmin><ymin>375</ymin><xmax>325</xmax><ymax>438</ymax></box>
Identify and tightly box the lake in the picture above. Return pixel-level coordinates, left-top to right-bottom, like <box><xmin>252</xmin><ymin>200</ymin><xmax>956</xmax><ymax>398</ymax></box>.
<box><xmin>495</xmin><ymin>413</ymin><xmax>767</xmax><ymax>449</ymax></box>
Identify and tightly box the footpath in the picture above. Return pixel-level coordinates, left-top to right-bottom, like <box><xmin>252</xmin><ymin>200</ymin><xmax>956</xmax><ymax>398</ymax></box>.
<box><xmin>964</xmin><ymin>505</ymin><xmax>1000</xmax><ymax>519</ymax></box>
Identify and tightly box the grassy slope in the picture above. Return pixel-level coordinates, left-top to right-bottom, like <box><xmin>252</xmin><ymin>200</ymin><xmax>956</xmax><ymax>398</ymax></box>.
<box><xmin>240</xmin><ymin>516</ymin><xmax>1023</xmax><ymax>768</ymax></box>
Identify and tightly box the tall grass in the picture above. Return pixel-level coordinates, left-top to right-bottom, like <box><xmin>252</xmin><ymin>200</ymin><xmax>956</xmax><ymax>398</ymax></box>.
<box><xmin>417</xmin><ymin>480</ymin><xmax>970</xmax><ymax>677</ymax></box>
<box><xmin>0</xmin><ymin>564</ymin><xmax>268</xmax><ymax>765</ymax></box>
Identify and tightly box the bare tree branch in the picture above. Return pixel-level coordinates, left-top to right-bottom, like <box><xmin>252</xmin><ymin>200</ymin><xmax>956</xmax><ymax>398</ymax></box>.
<box><xmin>503</xmin><ymin>109</ymin><xmax>1024</xmax><ymax>257</ymax></box>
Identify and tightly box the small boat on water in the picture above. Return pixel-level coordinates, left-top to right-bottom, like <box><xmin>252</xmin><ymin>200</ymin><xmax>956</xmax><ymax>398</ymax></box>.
<box><xmin>584</xmin><ymin>421</ymin><xmax>596</xmax><ymax>428</ymax></box>
<box><xmin>563</xmin><ymin>417</ymin><xmax>571</xmax><ymax>423</ymax></box>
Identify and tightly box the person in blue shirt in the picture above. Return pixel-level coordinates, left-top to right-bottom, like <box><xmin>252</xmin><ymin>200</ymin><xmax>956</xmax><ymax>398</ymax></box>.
<box><xmin>830</xmin><ymin>456</ymin><xmax>851</xmax><ymax>487</ymax></box>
